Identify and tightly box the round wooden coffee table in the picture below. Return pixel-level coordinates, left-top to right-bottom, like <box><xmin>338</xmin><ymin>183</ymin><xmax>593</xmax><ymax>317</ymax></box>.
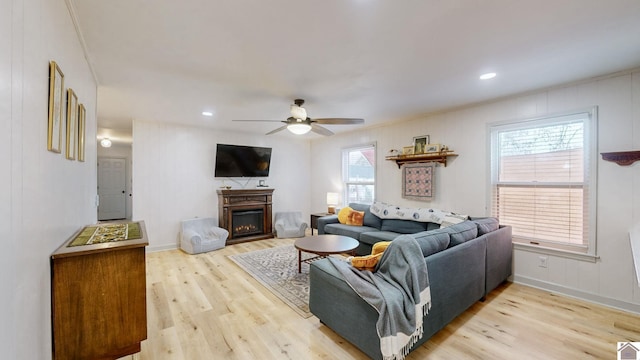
<box><xmin>294</xmin><ymin>234</ymin><xmax>359</xmax><ymax>273</ymax></box>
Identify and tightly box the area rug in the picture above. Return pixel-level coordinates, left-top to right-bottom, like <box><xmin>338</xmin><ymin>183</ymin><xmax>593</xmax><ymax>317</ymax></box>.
<box><xmin>228</xmin><ymin>245</ymin><xmax>321</xmax><ymax>318</ymax></box>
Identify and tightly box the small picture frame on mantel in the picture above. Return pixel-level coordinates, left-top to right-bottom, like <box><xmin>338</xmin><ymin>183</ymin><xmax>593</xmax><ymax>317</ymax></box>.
<box><xmin>402</xmin><ymin>146</ymin><xmax>414</xmax><ymax>155</ymax></box>
<box><xmin>413</xmin><ymin>135</ymin><xmax>429</xmax><ymax>154</ymax></box>
<box><xmin>425</xmin><ymin>143</ymin><xmax>441</xmax><ymax>153</ymax></box>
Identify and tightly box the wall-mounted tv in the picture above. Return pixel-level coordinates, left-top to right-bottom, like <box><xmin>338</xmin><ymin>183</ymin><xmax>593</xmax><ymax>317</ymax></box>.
<box><xmin>214</xmin><ymin>143</ymin><xmax>272</xmax><ymax>178</ymax></box>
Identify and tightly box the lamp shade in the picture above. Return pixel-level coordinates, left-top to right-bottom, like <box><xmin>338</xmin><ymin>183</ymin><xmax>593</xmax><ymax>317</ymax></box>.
<box><xmin>326</xmin><ymin>192</ymin><xmax>339</xmax><ymax>214</ymax></box>
<box><xmin>326</xmin><ymin>192</ymin><xmax>339</xmax><ymax>205</ymax></box>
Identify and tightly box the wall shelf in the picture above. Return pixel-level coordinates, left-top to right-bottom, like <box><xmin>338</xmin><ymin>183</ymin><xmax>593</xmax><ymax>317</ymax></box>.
<box><xmin>600</xmin><ymin>151</ymin><xmax>640</xmax><ymax>166</ymax></box>
<box><xmin>385</xmin><ymin>151</ymin><xmax>458</xmax><ymax>168</ymax></box>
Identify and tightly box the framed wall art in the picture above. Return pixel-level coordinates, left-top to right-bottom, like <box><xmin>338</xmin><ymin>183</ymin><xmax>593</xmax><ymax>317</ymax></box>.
<box><xmin>66</xmin><ymin>89</ymin><xmax>78</xmax><ymax>160</ymax></box>
<box><xmin>77</xmin><ymin>104</ymin><xmax>86</xmax><ymax>162</ymax></box>
<box><xmin>425</xmin><ymin>143</ymin><xmax>441</xmax><ymax>153</ymax></box>
<box><xmin>413</xmin><ymin>135</ymin><xmax>429</xmax><ymax>154</ymax></box>
<box><xmin>47</xmin><ymin>61</ymin><xmax>65</xmax><ymax>153</ymax></box>
<box><xmin>402</xmin><ymin>146</ymin><xmax>414</xmax><ymax>155</ymax></box>
<box><xmin>402</xmin><ymin>162</ymin><xmax>434</xmax><ymax>201</ymax></box>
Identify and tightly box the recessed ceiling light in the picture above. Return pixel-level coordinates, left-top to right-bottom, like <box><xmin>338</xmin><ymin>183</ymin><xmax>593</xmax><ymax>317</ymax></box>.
<box><xmin>202</xmin><ymin>111</ymin><xmax>214</xmax><ymax>117</ymax></box>
<box><xmin>480</xmin><ymin>72</ymin><xmax>497</xmax><ymax>80</ymax></box>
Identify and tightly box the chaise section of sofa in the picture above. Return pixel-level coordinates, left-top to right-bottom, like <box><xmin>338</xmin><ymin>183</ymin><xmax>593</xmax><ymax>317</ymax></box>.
<box><xmin>309</xmin><ymin>220</ymin><xmax>512</xmax><ymax>359</ymax></box>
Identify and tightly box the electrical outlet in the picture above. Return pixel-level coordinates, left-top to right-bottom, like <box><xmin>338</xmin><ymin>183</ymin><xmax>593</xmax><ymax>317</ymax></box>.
<box><xmin>538</xmin><ymin>255</ymin><xmax>548</xmax><ymax>268</ymax></box>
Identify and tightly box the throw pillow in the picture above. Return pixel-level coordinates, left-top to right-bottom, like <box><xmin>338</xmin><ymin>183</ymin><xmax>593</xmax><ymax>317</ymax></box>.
<box><xmin>349</xmin><ymin>241</ymin><xmax>391</xmax><ymax>271</ymax></box>
<box><xmin>346</xmin><ymin>210</ymin><xmax>365</xmax><ymax>226</ymax></box>
<box><xmin>338</xmin><ymin>206</ymin><xmax>353</xmax><ymax>224</ymax></box>
<box><xmin>351</xmin><ymin>203</ymin><xmax>382</xmax><ymax>229</ymax></box>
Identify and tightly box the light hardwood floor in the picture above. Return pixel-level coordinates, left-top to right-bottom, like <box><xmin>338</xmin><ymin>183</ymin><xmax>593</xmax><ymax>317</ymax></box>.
<box><xmin>120</xmin><ymin>237</ymin><xmax>640</xmax><ymax>359</ymax></box>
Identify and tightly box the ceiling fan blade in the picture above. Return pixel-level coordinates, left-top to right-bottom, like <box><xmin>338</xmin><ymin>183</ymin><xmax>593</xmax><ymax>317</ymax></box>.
<box><xmin>265</xmin><ymin>125</ymin><xmax>288</xmax><ymax>135</ymax></box>
<box><xmin>310</xmin><ymin>123</ymin><xmax>334</xmax><ymax>136</ymax></box>
<box><xmin>233</xmin><ymin>120</ymin><xmax>283</xmax><ymax>122</ymax></box>
<box><xmin>313</xmin><ymin>118</ymin><xmax>365</xmax><ymax>125</ymax></box>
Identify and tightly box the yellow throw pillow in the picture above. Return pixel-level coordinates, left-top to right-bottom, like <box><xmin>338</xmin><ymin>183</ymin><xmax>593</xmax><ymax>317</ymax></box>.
<box><xmin>350</xmin><ymin>241</ymin><xmax>391</xmax><ymax>271</ymax></box>
<box><xmin>346</xmin><ymin>210</ymin><xmax>365</xmax><ymax>226</ymax></box>
<box><xmin>337</xmin><ymin>206</ymin><xmax>353</xmax><ymax>224</ymax></box>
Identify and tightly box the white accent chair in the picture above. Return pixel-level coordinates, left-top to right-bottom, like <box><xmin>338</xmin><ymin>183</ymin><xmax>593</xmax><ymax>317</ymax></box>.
<box><xmin>274</xmin><ymin>211</ymin><xmax>308</xmax><ymax>238</ymax></box>
<box><xmin>180</xmin><ymin>217</ymin><xmax>229</xmax><ymax>254</ymax></box>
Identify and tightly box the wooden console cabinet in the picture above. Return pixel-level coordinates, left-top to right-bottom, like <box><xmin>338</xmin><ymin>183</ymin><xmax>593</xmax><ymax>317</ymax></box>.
<box><xmin>217</xmin><ymin>188</ymin><xmax>274</xmax><ymax>244</ymax></box>
<box><xmin>51</xmin><ymin>221</ymin><xmax>148</xmax><ymax>360</ymax></box>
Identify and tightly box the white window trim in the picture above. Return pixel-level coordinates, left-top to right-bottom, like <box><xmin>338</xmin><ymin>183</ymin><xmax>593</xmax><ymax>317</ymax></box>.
<box><xmin>341</xmin><ymin>142</ymin><xmax>377</xmax><ymax>206</ymax></box>
<box><xmin>488</xmin><ymin>107</ymin><xmax>599</xmax><ymax>262</ymax></box>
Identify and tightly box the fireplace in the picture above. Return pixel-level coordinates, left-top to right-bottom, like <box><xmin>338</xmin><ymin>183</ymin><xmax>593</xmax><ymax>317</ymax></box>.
<box><xmin>217</xmin><ymin>188</ymin><xmax>274</xmax><ymax>244</ymax></box>
<box><xmin>232</xmin><ymin>209</ymin><xmax>264</xmax><ymax>238</ymax></box>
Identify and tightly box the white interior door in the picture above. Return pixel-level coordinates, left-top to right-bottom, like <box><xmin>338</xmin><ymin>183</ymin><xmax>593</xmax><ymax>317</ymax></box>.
<box><xmin>98</xmin><ymin>157</ymin><xmax>127</xmax><ymax>220</ymax></box>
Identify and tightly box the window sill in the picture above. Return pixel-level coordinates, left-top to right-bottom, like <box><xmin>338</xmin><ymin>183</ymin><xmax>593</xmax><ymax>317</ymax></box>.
<box><xmin>513</xmin><ymin>242</ymin><xmax>599</xmax><ymax>263</ymax></box>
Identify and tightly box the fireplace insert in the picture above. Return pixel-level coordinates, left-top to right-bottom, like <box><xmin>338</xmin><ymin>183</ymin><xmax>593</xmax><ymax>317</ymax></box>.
<box><xmin>232</xmin><ymin>209</ymin><xmax>264</xmax><ymax>238</ymax></box>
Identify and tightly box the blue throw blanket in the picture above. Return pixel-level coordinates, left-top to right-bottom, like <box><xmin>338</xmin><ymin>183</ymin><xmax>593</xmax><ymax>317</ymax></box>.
<box><xmin>328</xmin><ymin>235</ymin><xmax>431</xmax><ymax>360</ymax></box>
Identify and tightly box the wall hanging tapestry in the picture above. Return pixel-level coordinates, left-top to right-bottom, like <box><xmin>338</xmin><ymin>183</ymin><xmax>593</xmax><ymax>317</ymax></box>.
<box><xmin>402</xmin><ymin>162</ymin><xmax>434</xmax><ymax>201</ymax></box>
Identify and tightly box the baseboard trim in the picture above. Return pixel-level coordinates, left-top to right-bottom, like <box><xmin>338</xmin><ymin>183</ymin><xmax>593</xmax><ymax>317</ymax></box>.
<box><xmin>513</xmin><ymin>275</ymin><xmax>640</xmax><ymax>315</ymax></box>
<box><xmin>146</xmin><ymin>244</ymin><xmax>178</xmax><ymax>253</ymax></box>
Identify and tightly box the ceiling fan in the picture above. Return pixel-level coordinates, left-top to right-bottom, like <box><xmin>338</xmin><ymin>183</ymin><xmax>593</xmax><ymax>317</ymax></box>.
<box><xmin>233</xmin><ymin>99</ymin><xmax>364</xmax><ymax>136</ymax></box>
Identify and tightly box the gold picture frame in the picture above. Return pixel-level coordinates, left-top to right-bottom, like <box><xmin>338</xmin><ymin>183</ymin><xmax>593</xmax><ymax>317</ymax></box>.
<box><xmin>47</xmin><ymin>61</ymin><xmax>64</xmax><ymax>153</ymax></box>
<box><xmin>425</xmin><ymin>143</ymin><xmax>441</xmax><ymax>153</ymax></box>
<box><xmin>77</xmin><ymin>104</ymin><xmax>86</xmax><ymax>162</ymax></box>
<box><xmin>413</xmin><ymin>135</ymin><xmax>429</xmax><ymax>154</ymax></box>
<box><xmin>66</xmin><ymin>89</ymin><xmax>78</xmax><ymax>160</ymax></box>
<box><xmin>402</xmin><ymin>146</ymin><xmax>414</xmax><ymax>155</ymax></box>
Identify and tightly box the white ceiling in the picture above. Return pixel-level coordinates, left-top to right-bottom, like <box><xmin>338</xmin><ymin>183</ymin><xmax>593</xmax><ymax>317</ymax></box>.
<box><xmin>70</xmin><ymin>1</ymin><xmax>640</xmax><ymax>144</ymax></box>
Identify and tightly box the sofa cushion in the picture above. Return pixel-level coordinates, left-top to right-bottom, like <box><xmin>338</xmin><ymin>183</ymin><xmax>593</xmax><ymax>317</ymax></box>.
<box><xmin>442</xmin><ymin>221</ymin><xmax>478</xmax><ymax>247</ymax></box>
<box><xmin>410</xmin><ymin>231</ymin><xmax>450</xmax><ymax>257</ymax></box>
<box><xmin>359</xmin><ymin>231</ymin><xmax>401</xmax><ymax>246</ymax></box>
<box><xmin>350</xmin><ymin>203</ymin><xmax>382</xmax><ymax>229</ymax></box>
<box><xmin>473</xmin><ymin>217</ymin><xmax>499</xmax><ymax>235</ymax></box>
<box><xmin>380</xmin><ymin>219</ymin><xmax>428</xmax><ymax>234</ymax></box>
<box><xmin>324</xmin><ymin>223</ymin><xmax>378</xmax><ymax>239</ymax></box>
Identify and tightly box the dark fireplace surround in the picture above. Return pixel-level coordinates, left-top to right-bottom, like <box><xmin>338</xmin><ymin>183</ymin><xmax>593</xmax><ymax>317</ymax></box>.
<box><xmin>217</xmin><ymin>188</ymin><xmax>274</xmax><ymax>244</ymax></box>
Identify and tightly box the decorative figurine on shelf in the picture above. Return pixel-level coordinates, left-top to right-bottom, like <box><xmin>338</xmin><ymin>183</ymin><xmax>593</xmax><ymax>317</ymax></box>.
<box><xmin>440</xmin><ymin>145</ymin><xmax>449</xmax><ymax>153</ymax></box>
<box><xmin>388</xmin><ymin>149</ymin><xmax>400</xmax><ymax>157</ymax></box>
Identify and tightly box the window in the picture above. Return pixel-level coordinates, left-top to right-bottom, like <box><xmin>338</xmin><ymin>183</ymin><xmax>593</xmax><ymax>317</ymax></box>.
<box><xmin>342</xmin><ymin>143</ymin><xmax>376</xmax><ymax>205</ymax></box>
<box><xmin>490</xmin><ymin>108</ymin><xmax>597</xmax><ymax>256</ymax></box>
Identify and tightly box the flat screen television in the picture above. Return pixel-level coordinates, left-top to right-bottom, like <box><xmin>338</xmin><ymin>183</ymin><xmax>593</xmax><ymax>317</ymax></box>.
<box><xmin>214</xmin><ymin>143</ymin><xmax>272</xmax><ymax>177</ymax></box>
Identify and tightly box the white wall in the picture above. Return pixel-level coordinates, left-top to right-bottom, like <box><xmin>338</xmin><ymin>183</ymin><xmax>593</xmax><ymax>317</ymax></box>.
<box><xmin>310</xmin><ymin>70</ymin><xmax>640</xmax><ymax>313</ymax></box>
<box><xmin>1</xmin><ymin>0</ymin><xmax>98</xmax><ymax>358</ymax></box>
<box><xmin>98</xmin><ymin>143</ymin><xmax>133</xmax><ymax>219</ymax></box>
<box><xmin>132</xmin><ymin>120</ymin><xmax>311</xmax><ymax>251</ymax></box>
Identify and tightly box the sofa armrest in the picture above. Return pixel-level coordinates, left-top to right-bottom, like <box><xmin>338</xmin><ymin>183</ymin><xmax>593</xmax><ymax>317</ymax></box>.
<box><xmin>484</xmin><ymin>225</ymin><xmax>513</xmax><ymax>295</ymax></box>
<box><xmin>317</xmin><ymin>215</ymin><xmax>339</xmax><ymax>235</ymax></box>
<box><xmin>183</xmin><ymin>229</ymin><xmax>201</xmax><ymax>244</ymax></box>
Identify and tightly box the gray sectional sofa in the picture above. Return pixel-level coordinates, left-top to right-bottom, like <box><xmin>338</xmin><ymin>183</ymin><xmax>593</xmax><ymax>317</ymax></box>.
<box><xmin>309</xmin><ymin>215</ymin><xmax>513</xmax><ymax>360</ymax></box>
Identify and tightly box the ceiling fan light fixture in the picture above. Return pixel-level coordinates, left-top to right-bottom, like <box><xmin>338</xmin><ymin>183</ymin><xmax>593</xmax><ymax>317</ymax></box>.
<box><xmin>287</xmin><ymin>123</ymin><xmax>311</xmax><ymax>135</ymax></box>
<box><xmin>290</xmin><ymin>104</ymin><xmax>307</xmax><ymax>120</ymax></box>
